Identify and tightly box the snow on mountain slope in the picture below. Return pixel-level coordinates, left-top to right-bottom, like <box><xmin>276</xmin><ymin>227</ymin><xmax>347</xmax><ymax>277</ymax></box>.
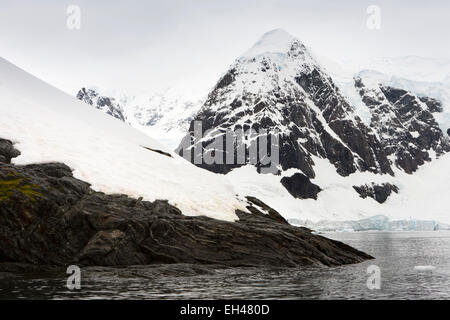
<box><xmin>228</xmin><ymin>152</ymin><xmax>450</xmax><ymax>224</ymax></box>
<box><xmin>381</xmin><ymin>152</ymin><xmax>450</xmax><ymax>224</ymax></box>
<box><xmin>354</xmin><ymin>70</ymin><xmax>450</xmax><ymax>135</ymax></box>
<box><xmin>179</xmin><ymin>28</ymin><xmax>393</xmax><ymax>177</ymax></box>
<box><xmin>318</xmin><ymin>55</ymin><xmax>450</xmax><ymax>136</ymax></box>
<box><xmin>0</xmin><ymin>57</ymin><xmax>245</xmax><ymax>222</ymax></box>
<box><xmin>177</xmin><ymin>29</ymin><xmax>450</xmax><ymax>225</ymax></box>
<box><xmin>76</xmin><ymin>87</ymin><xmax>203</xmax><ymax>149</ymax></box>
<box><xmin>362</xmin><ymin>56</ymin><xmax>450</xmax><ymax>83</ymax></box>
<box><xmin>242</xmin><ymin>28</ymin><xmax>301</xmax><ymax>58</ymax></box>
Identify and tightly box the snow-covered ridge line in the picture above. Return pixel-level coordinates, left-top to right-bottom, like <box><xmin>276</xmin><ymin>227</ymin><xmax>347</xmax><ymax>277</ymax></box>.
<box><xmin>353</xmin><ymin>70</ymin><xmax>450</xmax><ymax>134</ymax></box>
<box><xmin>76</xmin><ymin>86</ymin><xmax>204</xmax><ymax>150</ymax></box>
<box><xmin>182</xmin><ymin>29</ymin><xmax>395</xmax><ymax>177</ymax></box>
<box><xmin>0</xmin><ymin>57</ymin><xmax>246</xmax><ymax>222</ymax></box>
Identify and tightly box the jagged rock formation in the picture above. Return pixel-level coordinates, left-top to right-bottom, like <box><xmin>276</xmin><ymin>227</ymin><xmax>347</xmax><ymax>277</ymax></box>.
<box><xmin>353</xmin><ymin>183</ymin><xmax>399</xmax><ymax>204</ymax></box>
<box><xmin>354</xmin><ymin>77</ymin><xmax>450</xmax><ymax>173</ymax></box>
<box><xmin>177</xmin><ymin>29</ymin><xmax>393</xmax><ymax>178</ymax></box>
<box><xmin>77</xmin><ymin>88</ymin><xmax>127</xmax><ymax>122</ymax></box>
<box><xmin>245</xmin><ymin>196</ymin><xmax>288</xmax><ymax>223</ymax></box>
<box><xmin>0</xmin><ymin>138</ymin><xmax>20</xmax><ymax>164</ymax></box>
<box><xmin>419</xmin><ymin>96</ymin><xmax>443</xmax><ymax>113</ymax></box>
<box><xmin>0</xmin><ymin>139</ymin><xmax>372</xmax><ymax>268</ymax></box>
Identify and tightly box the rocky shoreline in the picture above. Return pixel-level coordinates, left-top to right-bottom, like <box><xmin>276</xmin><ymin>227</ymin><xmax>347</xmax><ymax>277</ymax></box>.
<box><xmin>0</xmin><ymin>138</ymin><xmax>372</xmax><ymax>271</ymax></box>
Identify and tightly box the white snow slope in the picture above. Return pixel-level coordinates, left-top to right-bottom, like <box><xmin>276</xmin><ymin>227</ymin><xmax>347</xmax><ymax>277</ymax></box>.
<box><xmin>355</xmin><ymin>70</ymin><xmax>450</xmax><ymax>134</ymax></box>
<box><xmin>318</xmin><ymin>55</ymin><xmax>450</xmax><ymax>134</ymax></box>
<box><xmin>228</xmin><ymin>152</ymin><xmax>450</xmax><ymax>224</ymax></box>
<box><xmin>0</xmin><ymin>57</ymin><xmax>246</xmax><ymax>222</ymax></box>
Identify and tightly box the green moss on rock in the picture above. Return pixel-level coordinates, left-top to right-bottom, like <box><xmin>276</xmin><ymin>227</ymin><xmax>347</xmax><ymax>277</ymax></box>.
<box><xmin>0</xmin><ymin>177</ymin><xmax>43</xmax><ymax>202</ymax></box>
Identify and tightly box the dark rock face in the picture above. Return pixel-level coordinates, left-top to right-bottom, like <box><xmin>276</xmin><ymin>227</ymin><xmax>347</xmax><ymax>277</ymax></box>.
<box><xmin>353</xmin><ymin>183</ymin><xmax>399</xmax><ymax>204</ymax></box>
<box><xmin>447</xmin><ymin>128</ymin><xmax>450</xmax><ymax>136</ymax></box>
<box><xmin>0</xmin><ymin>140</ymin><xmax>372</xmax><ymax>268</ymax></box>
<box><xmin>177</xmin><ymin>33</ymin><xmax>449</xmax><ymax>183</ymax></box>
<box><xmin>419</xmin><ymin>96</ymin><xmax>443</xmax><ymax>113</ymax></box>
<box><xmin>177</xmin><ymin>36</ymin><xmax>393</xmax><ymax>180</ymax></box>
<box><xmin>76</xmin><ymin>88</ymin><xmax>127</xmax><ymax>122</ymax></box>
<box><xmin>245</xmin><ymin>196</ymin><xmax>288</xmax><ymax>224</ymax></box>
<box><xmin>281</xmin><ymin>173</ymin><xmax>322</xmax><ymax>200</ymax></box>
<box><xmin>295</xmin><ymin>72</ymin><xmax>392</xmax><ymax>176</ymax></box>
<box><xmin>0</xmin><ymin>139</ymin><xmax>21</xmax><ymax>164</ymax></box>
<box><xmin>355</xmin><ymin>77</ymin><xmax>450</xmax><ymax>173</ymax></box>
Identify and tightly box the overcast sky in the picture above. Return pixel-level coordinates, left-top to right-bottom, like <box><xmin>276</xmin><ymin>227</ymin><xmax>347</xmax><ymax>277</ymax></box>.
<box><xmin>1</xmin><ymin>0</ymin><xmax>449</xmax><ymax>96</ymax></box>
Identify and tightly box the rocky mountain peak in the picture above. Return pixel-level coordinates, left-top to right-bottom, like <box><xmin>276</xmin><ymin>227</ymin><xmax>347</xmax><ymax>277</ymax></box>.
<box><xmin>179</xmin><ymin>30</ymin><xmax>394</xmax><ymax>180</ymax></box>
<box><xmin>240</xmin><ymin>29</ymin><xmax>310</xmax><ymax>61</ymax></box>
<box><xmin>178</xmin><ymin>29</ymin><xmax>449</xmax><ymax>207</ymax></box>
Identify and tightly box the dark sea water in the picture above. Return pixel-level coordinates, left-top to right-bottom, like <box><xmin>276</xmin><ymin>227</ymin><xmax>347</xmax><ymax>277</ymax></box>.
<box><xmin>1</xmin><ymin>231</ymin><xmax>449</xmax><ymax>300</ymax></box>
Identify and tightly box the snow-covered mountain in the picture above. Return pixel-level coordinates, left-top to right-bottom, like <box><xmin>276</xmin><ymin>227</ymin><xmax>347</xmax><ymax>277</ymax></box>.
<box><xmin>177</xmin><ymin>29</ymin><xmax>450</xmax><ymax>224</ymax></box>
<box><xmin>76</xmin><ymin>87</ymin><xmax>203</xmax><ymax>149</ymax></box>
<box><xmin>352</xmin><ymin>70</ymin><xmax>450</xmax><ymax>138</ymax></box>
<box><xmin>44</xmin><ymin>28</ymin><xmax>449</xmax><ymax>227</ymax></box>
<box><xmin>0</xmin><ymin>57</ymin><xmax>247</xmax><ymax>222</ymax></box>
<box><xmin>179</xmin><ymin>29</ymin><xmax>395</xmax><ymax>176</ymax></box>
<box><xmin>318</xmin><ymin>56</ymin><xmax>450</xmax><ymax>136</ymax></box>
<box><xmin>2</xmin><ymin>56</ymin><xmax>380</xmax><ymax>269</ymax></box>
<box><xmin>353</xmin><ymin>75</ymin><xmax>448</xmax><ymax>173</ymax></box>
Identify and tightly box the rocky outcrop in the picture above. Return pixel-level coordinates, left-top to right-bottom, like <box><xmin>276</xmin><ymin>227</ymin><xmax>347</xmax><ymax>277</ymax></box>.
<box><xmin>354</xmin><ymin>77</ymin><xmax>450</xmax><ymax>173</ymax></box>
<box><xmin>353</xmin><ymin>183</ymin><xmax>399</xmax><ymax>204</ymax></box>
<box><xmin>0</xmin><ymin>139</ymin><xmax>20</xmax><ymax>164</ymax></box>
<box><xmin>0</xmin><ymin>139</ymin><xmax>372</xmax><ymax>269</ymax></box>
<box><xmin>76</xmin><ymin>88</ymin><xmax>127</xmax><ymax>122</ymax></box>
<box><xmin>281</xmin><ymin>173</ymin><xmax>321</xmax><ymax>200</ymax></box>
<box><xmin>245</xmin><ymin>196</ymin><xmax>288</xmax><ymax>224</ymax></box>
<box><xmin>418</xmin><ymin>96</ymin><xmax>443</xmax><ymax>113</ymax></box>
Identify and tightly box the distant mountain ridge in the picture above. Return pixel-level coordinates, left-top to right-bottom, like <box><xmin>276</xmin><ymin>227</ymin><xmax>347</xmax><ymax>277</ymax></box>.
<box><xmin>354</xmin><ymin>76</ymin><xmax>449</xmax><ymax>173</ymax></box>
<box><xmin>76</xmin><ymin>87</ymin><xmax>202</xmax><ymax>149</ymax></box>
